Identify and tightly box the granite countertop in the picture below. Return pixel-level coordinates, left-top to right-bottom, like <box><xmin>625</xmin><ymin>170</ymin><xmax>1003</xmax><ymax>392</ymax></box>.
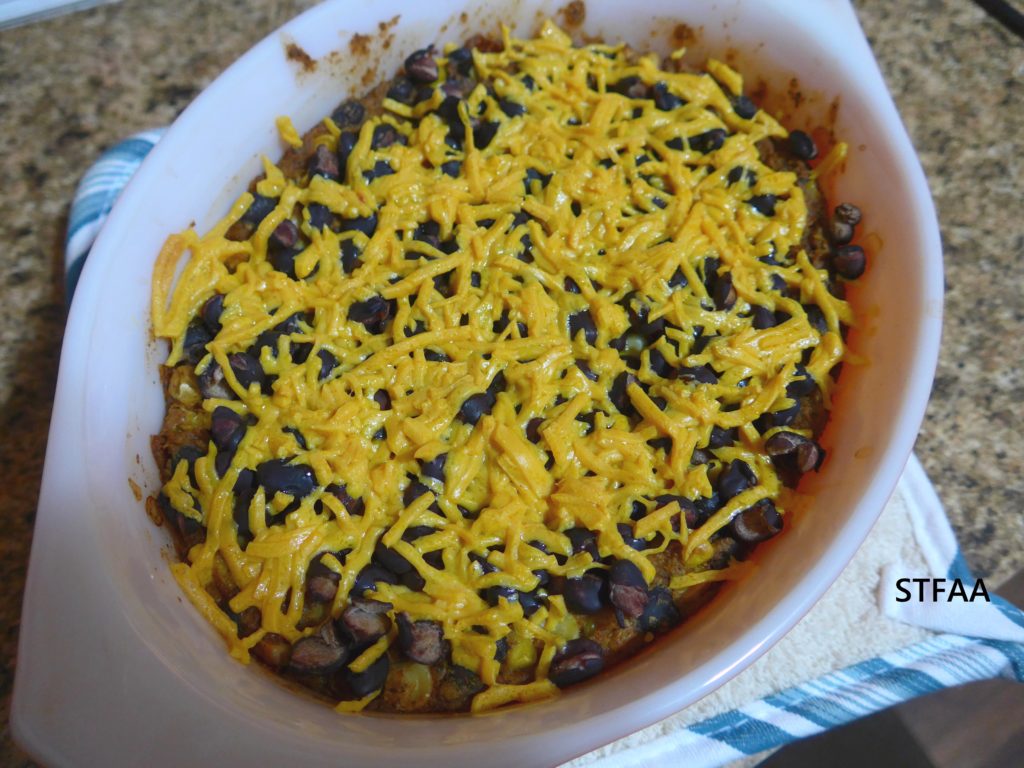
<box><xmin>0</xmin><ymin>0</ymin><xmax>1021</xmax><ymax>763</ymax></box>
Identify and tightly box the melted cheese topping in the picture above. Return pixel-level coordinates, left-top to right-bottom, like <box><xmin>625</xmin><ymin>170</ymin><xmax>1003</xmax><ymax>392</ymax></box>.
<box><xmin>152</xmin><ymin>21</ymin><xmax>853</xmax><ymax>711</ymax></box>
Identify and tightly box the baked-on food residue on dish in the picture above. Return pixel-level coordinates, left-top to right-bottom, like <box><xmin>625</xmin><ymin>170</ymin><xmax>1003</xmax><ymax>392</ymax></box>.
<box><xmin>150</xmin><ymin>20</ymin><xmax>866</xmax><ymax>713</ymax></box>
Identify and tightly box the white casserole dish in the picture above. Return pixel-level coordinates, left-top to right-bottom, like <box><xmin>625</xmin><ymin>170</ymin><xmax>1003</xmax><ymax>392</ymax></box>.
<box><xmin>13</xmin><ymin>0</ymin><xmax>942</xmax><ymax>765</ymax></box>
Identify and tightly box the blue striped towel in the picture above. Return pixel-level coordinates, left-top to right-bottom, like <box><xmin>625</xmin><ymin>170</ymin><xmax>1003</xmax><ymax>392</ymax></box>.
<box><xmin>67</xmin><ymin>135</ymin><xmax>1024</xmax><ymax>767</ymax></box>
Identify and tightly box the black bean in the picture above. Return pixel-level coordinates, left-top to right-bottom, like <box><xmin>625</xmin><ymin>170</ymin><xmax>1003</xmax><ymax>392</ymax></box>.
<box><xmin>353</xmin><ymin>564</ymin><xmax>399</xmax><ymax>596</ymax></box>
<box><xmin>308</xmin><ymin>144</ymin><xmax>339</xmax><ymax>180</ymax></box>
<box><xmin>677</xmin><ymin>365</ymin><xmax>718</xmax><ymax>385</ymax></box>
<box><xmin>525</xmin><ymin>416</ymin><xmax>544</xmax><ymax>443</ymax></box>
<box><xmin>362</xmin><ymin>161</ymin><xmax>395</xmax><ymax>183</ymax></box>
<box><xmin>336</xmin><ymin>653</ymin><xmax>389</xmax><ymax>699</ymax></box>
<box><xmin>182</xmin><ymin>319</ymin><xmax>213</xmax><ymax>364</ymax></box>
<box><xmin>803</xmin><ymin>304</ymin><xmax>828</xmax><ymax>334</ymax></box>
<box><xmin>648</xmin><ymin>436</ymin><xmax>673</xmax><ymax>453</ymax></box>
<box><xmin>441</xmin><ymin>160</ymin><xmax>462</xmax><ymax>177</ymax></box>
<box><xmin>241</xmin><ymin>194</ymin><xmax>277</xmax><ymax>225</ymax></box>
<box><xmin>231</xmin><ymin>469</ymin><xmax>256</xmax><ymax>537</ymax></box>
<box><xmin>765</xmin><ymin>399</ymin><xmax>801</xmax><ymax>428</ymax></box>
<box><xmin>829</xmin><ymin>218</ymin><xmax>855</xmax><ymax>245</ymax></box>
<box><xmin>638</xmin><ymin>587</ymin><xmax>680</xmax><ymax>633</ymax></box>
<box><xmin>731</xmin><ymin>94</ymin><xmax>758</xmax><ymax>119</ymax></box>
<box><xmin>211</xmin><ymin>406</ymin><xmax>245</xmax><ymax>457</ymax></box>
<box><xmin>386</xmin><ymin>76</ymin><xmax>418</xmax><ymax>106</ymax></box>
<box><xmin>234</xmin><ymin>606</ymin><xmax>262</xmax><ymax>639</ymax></box>
<box><xmin>731</xmin><ymin>498</ymin><xmax>784</xmax><ymax>543</ymax></box>
<box><xmin>499</xmin><ymin>98</ymin><xmax>525</xmax><ymax>117</ymax></box>
<box><xmin>339</xmin><ymin>212</ymin><xmax>378</xmax><ymax>237</ymax></box>
<box><xmin>518</xmin><ymin>590</ymin><xmax>542</xmax><ymax>617</ymax></box>
<box><xmin>396</xmin><ymin>613</ymin><xmax>445</xmax><ymax>664</ymax></box>
<box><xmin>339</xmin><ymin>240</ymin><xmax>361</xmax><ymax>274</ymax></box>
<box><xmin>788</xmin><ymin>129</ymin><xmax>818</xmax><ymax>160</ymax></box>
<box><xmin>568</xmin><ymin>310</ymin><xmax>597</xmax><ymax>344</ymax></box>
<box><xmin>689</xmin><ymin>128</ymin><xmax>727</xmax><ymax>154</ymax></box>
<box><xmin>610</xmin><ymin>76</ymin><xmax>649</xmax><ymax>99</ymax></box>
<box><xmin>322</xmin><ymin>484</ymin><xmax>361</xmax><ymax>517</ymax></box>
<box><xmin>268</xmin><ymin>246</ymin><xmax>301</xmax><ymax>279</ymax></box>
<box><xmin>331</xmin><ymin>99</ymin><xmax>365</xmax><ymax>127</ymax></box>
<box><xmin>373</xmin><ymin>389</ymin><xmax>391</xmax><ymax>411</ymax></box>
<box><xmin>690</xmin><ymin>448</ymin><xmax>712</xmax><ymax>465</ymax></box>
<box><xmin>751</xmin><ymin>305</ymin><xmax>777</xmax><ymax>329</ymax></box>
<box><xmin>549</xmin><ymin>638</ymin><xmax>604</xmax><ymax>688</ymax></box>
<box><xmin>718</xmin><ymin>460</ymin><xmax>757</xmax><ymax>501</ymax></box>
<box><xmin>289</xmin><ymin>621</ymin><xmax>349</xmax><ymax>675</ymax></box>
<box><xmin>765</xmin><ymin>431</ymin><xmax>824</xmax><ymax>471</ymax></box>
<box><xmin>654</xmin><ymin>494</ymin><xmax>699</xmax><ymax>529</ymax></box>
<box><xmin>458</xmin><ymin>391</ymin><xmax>495</xmax><ymax>426</ymax></box>
<box><xmin>422</xmin><ymin>550</ymin><xmax>445</xmax><ymax>570</ymax></box>
<box><xmin>484</xmin><ymin>584</ymin><xmax>518</xmax><ymax>607</ymax></box>
<box><xmin>337</xmin><ymin>130</ymin><xmax>358</xmax><ymax>170</ymax></box>
<box><xmin>694</xmin><ymin>493</ymin><xmax>721</xmax><ymax>524</ymax></box>
<box><xmin>748</xmin><ymin>194</ymin><xmax>777</xmax><ymax>216</ymax></box>
<box><xmin>200</xmin><ymin>293</ymin><xmax>224</xmax><ymax>333</ymax></box>
<box><xmin>473</xmin><ymin>120</ymin><xmax>499</xmax><ymax>149</ymax></box>
<box><xmin>441</xmin><ymin>77</ymin><xmax>474</xmax><ymax>102</ymax></box>
<box><xmin>523</xmin><ymin>167</ymin><xmax>551</xmax><ymax>191</ymax></box>
<box><xmin>317</xmin><ymin>349</ymin><xmax>337</xmax><ymax>381</ymax></box>
<box><xmin>624</xmin><ymin>300</ymin><xmax>666</xmax><ymax>341</ymax></box>
<box><xmin>404</xmin><ymin>320</ymin><xmax>427</xmax><ymax>338</ymax></box>
<box><xmin>372</xmin><ymin>123</ymin><xmax>402</xmax><ymax>150</ymax></box>
<box><xmin>575</xmin><ymin>359</ymin><xmax>599</xmax><ymax>381</ymax></box>
<box><xmin>290</xmin><ymin>341</ymin><xmax>315</xmax><ymax>365</ymax></box>
<box><xmin>562</xmin><ymin>573</ymin><xmax>604</xmax><ymax>614</ymax></box>
<box><xmin>708</xmin><ymin>425</ymin><xmax>737</xmax><ymax>448</ymax></box>
<box><xmin>256</xmin><ymin>458</ymin><xmax>316</xmax><ymax>498</ymax></box>
<box><xmin>834</xmin><ymin>202</ymin><xmax>862</xmax><ymax>226</ymax></box>
<box><xmin>374</xmin><ymin>539</ymin><xmax>413</xmax><ymax>577</ymax></box>
<box><xmin>228</xmin><ymin>352</ymin><xmax>267</xmax><ymax>391</ymax></box>
<box><xmin>610</xmin><ymin>371</ymin><xmax>638</xmax><ymax>416</ymax></box>
<box><xmin>833</xmin><ymin>244</ymin><xmax>866</xmax><ymax>279</ymax></box>
<box><xmin>348</xmin><ymin>294</ymin><xmax>392</xmax><ymax>334</ymax></box>
<box><xmin>424</xmin><ymin>348</ymin><xmax>450</xmax><ymax>362</ymax></box>
<box><xmin>652</xmin><ymin>81</ymin><xmax>684</xmax><ymax>110</ymax></box>
<box><xmin>469</xmin><ymin>552</ymin><xmax>498</xmax><ymax>576</ymax></box>
<box><xmin>269</xmin><ymin>219</ymin><xmax>299</xmax><ymax>252</ymax></box>
<box><xmin>608</xmin><ymin>560</ymin><xmax>649</xmax><ymax>619</ymax></box>
<box><xmin>403</xmin><ymin>479</ymin><xmax>431</xmax><ymax>508</ymax></box>
<box><xmin>338</xmin><ymin>598</ymin><xmax>392</xmax><ymax>647</ymax></box>
<box><xmin>405</xmin><ymin>47</ymin><xmax>438</xmax><ymax>82</ymax></box>
<box><xmin>617</xmin><ymin>522</ymin><xmax>645</xmax><ymax>551</ymax></box>
<box><xmin>564</xmin><ymin>527</ymin><xmax>600</xmax><ymax>560</ymax></box>
<box><xmin>414</xmin><ymin>220</ymin><xmax>441</xmax><ymax>249</ymax></box>
<box><xmin>306</xmin><ymin>202</ymin><xmax>334</xmax><ymax>231</ymax></box>
<box><xmin>400</xmin><ymin>566</ymin><xmax>427</xmax><ymax>591</ymax></box>
<box><xmin>420</xmin><ymin>453</ymin><xmax>447</xmax><ymax>482</ymax></box>
<box><xmin>305</xmin><ymin>554</ymin><xmax>341</xmax><ymax>604</ymax></box>
<box><xmin>446</xmin><ymin>46</ymin><xmax>473</xmax><ymax>76</ymax></box>
<box><xmin>713</xmin><ymin>272</ymin><xmax>736</xmax><ymax>310</ymax></box>
<box><xmin>172</xmin><ymin>445</ymin><xmax>204</xmax><ymax>487</ymax></box>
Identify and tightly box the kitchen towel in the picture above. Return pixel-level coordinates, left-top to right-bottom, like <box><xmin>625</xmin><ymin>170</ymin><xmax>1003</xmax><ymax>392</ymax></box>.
<box><xmin>67</xmin><ymin>132</ymin><xmax>1024</xmax><ymax>768</ymax></box>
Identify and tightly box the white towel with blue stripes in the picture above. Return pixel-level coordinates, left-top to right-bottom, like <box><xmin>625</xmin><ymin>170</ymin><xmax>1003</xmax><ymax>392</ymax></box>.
<box><xmin>67</xmin><ymin>133</ymin><xmax>1024</xmax><ymax>768</ymax></box>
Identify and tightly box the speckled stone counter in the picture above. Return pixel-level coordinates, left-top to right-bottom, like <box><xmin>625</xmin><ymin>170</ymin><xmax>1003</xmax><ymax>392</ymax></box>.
<box><xmin>1</xmin><ymin>1</ymin><xmax>1021</xmax><ymax>763</ymax></box>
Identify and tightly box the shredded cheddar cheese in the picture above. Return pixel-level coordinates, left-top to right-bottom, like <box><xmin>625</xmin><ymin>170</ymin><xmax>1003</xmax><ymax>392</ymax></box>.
<box><xmin>152</xmin><ymin>21</ymin><xmax>854</xmax><ymax>712</ymax></box>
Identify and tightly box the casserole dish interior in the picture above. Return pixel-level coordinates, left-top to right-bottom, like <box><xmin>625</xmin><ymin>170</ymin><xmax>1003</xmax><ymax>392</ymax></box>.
<box><xmin>13</xmin><ymin>1</ymin><xmax>941</xmax><ymax>766</ymax></box>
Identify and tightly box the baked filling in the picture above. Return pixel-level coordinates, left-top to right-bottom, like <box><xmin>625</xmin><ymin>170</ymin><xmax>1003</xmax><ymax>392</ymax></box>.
<box><xmin>150</xmin><ymin>21</ymin><xmax>864</xmax><ymax>713</ymax></box>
